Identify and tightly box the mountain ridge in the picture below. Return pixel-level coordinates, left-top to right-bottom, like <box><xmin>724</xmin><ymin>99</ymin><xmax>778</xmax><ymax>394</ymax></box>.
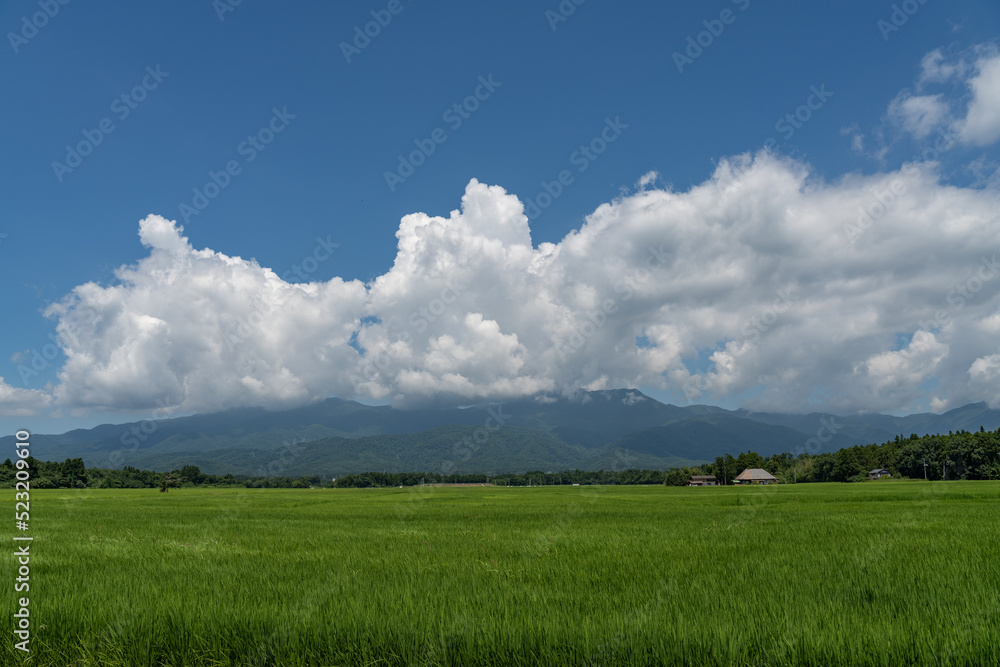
<box><xmin>5</xmin><ymin>391</ymin><xmax>999</xmax><ymax>475</ymax></box>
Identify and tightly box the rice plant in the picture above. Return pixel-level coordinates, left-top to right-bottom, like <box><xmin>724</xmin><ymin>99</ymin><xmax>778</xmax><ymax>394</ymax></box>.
<box><xmin>3</xmin><ymin>481</ymin><xmax>998</xmax><ymax>666</ymax></box>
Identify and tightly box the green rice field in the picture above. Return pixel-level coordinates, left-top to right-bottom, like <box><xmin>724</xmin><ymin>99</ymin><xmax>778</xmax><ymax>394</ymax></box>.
<box><xmin>4</xmin><ymin>481</ymin><xmax>999</xmax><ymax>666</ymax></box>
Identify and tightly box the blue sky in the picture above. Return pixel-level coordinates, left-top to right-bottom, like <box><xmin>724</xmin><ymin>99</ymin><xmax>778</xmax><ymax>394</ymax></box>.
<box><xmin>2</xmin><ymin>0</ymin><xmax>1000</xmax><ymax>434</ymax></box>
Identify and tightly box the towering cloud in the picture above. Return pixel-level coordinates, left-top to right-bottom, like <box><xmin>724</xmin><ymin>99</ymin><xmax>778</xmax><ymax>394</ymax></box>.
<box><xmin>5</xmin><ymin>149</ymin><xmax>994</xmax><ymax>419</ymax></box>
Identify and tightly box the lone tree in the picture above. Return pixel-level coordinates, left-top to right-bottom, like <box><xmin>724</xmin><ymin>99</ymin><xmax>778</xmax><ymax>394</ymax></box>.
<box><xmin>159</xmin><ymin>472</ymin><xmax>181</xmax><ymax>493</ymax></box>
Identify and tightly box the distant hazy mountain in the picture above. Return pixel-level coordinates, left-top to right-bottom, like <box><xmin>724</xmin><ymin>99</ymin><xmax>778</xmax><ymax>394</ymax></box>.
<box><xmin>116</xmin><ymin>425</ymin><xmax>703</xmax><ymax>477</ymax></box>
<box><xmin>607</xmin><ymin>414</ymin><xmax>858</xmax><ymax>460</ymax></box>
<box><xmin>4</xmin><ymin>390</ymin><xmax>998</xmax><ymax>475</ymax></box>
<box><xmin>738</xmin><ymin>401</ymin><xmax>1000</xmax><ymax>449</ymax></box>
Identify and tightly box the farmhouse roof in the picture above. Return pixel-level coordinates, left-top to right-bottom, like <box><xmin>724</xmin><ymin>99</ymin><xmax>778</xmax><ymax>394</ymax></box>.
<box><xmin>689</xmin><ymin>475</ymin><xmax>717</xmax><ymax>480</ymax></box>
<box><xmin>734</xmin><ymin>468</ymin><xmax>777</xmax><ymax>482</ymax></box>
<box><xmin>868</xmin><ymin>468</ymin><xmax>889</xmax><ymax>475</ymax></box>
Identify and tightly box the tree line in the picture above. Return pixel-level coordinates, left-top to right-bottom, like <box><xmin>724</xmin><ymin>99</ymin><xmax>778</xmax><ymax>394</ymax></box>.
<box><xmin>689</xmin><ymin>426</ymin><xmax>1000</xmax><ymax>485</ymax></box>
<box><xmin>327</xmin><ymin>427</ymin><xmax>1000</xmax><ymax>486</ymax></box>
<box><xmin>330</xmin><ymin>469</ymin><xmax>667</xmax><ymax>488</ymax></box>
<box><xmin>0</xmin><ymin>458</ymin><xmax>322</xmax><ymax>490</ymax></box>
<box><xmin>4</xmin><ymin>426</ymin><xmax>998</xmax><ymax>489</ymax></box>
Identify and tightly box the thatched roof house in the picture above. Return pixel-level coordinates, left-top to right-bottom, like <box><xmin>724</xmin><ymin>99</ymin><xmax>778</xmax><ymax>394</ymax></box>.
<box><xmin>734</xmin><ymin>468</ymin><xmax>777</xmax><ymax>485</ymax></box>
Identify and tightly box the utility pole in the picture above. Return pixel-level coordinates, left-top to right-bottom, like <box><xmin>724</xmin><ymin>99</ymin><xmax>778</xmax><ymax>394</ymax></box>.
<box><xmin>923</xmin><ymin>458</ymin><xmax>928</xmax><ymax>480</ymax></box>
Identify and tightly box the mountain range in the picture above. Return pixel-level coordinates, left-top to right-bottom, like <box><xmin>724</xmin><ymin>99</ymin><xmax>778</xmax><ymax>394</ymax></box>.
<box><xmin>5</xmin><ymin>390</ymin><xmax>1000</xmax><ymax>478</ymax></box>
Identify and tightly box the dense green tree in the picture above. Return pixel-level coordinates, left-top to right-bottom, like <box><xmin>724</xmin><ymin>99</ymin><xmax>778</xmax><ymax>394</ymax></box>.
<box><xmin>5</xmin><ymin>426</ymin><xmax>1000</xmax><ymax>490</ymax></box>
<box><xmin>734</xmin><ymin>451</ymin><xmax>764</xmax><ymax>473</ymax></box>
<box><xmin>179</xmin><ymin>465</ymin><xmax>205</xmax><ymax>485</ymax></box>
<box><xmin>712</xmin><ymin>454</ymin><xmax>737</xmax><ymax>484</ymax></box>
<box><xmin>60</xmin><ymin>458</ymin><xmax>87</xmax><ymax>487</ymax></box>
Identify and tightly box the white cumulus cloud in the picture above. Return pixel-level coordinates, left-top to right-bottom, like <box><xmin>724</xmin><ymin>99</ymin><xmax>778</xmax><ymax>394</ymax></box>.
<box><xmin>890</xmin><ymin>44</ymin><xmax>1000</xmax><ymax>148</ymax></box>
<box><xmin>10</xmin><ymin>152</ymin><xmax>997</xmax><ymax>418</ymax></box>
<box><xmin>955</xmin><ymin>50</ymin><xmax>1000</xmax><ymax>146</ymax></box>
<box><xmin>43</xmin><ymin>215</ymin><xmax>368</xmax><ymax>414</ymax></box>
<box><xmin>888</xmin><ymin>93</ymin><xmax>950</xmax><ymax>140</ymax></box>
<box><xmin>0</xmin><ymin>379</ymin><xmax>53</xmax><ymax>417</ymax></box>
